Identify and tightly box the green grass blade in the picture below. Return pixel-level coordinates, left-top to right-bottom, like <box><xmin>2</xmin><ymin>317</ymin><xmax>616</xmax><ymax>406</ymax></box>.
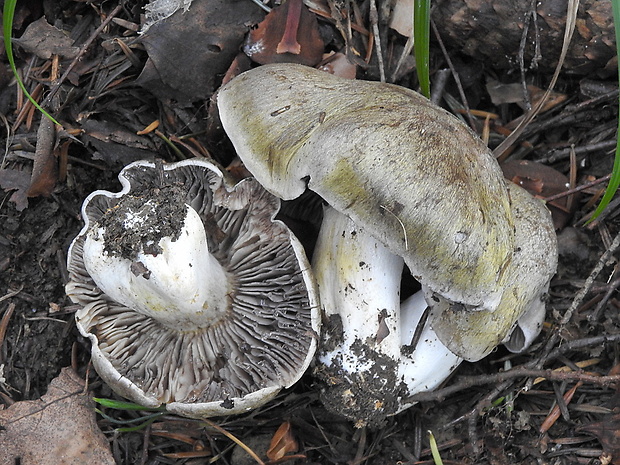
<box><xmin>115</xmin><ymin>416</ymin><xmax>161</xmax><ymax>433</ymax></box>
<box><xmin>3</xmin><ymin>0</ymin><xmax>61</xmax><ymax>127</ymax></box>
<box><xmin>95</xmin><ymin>409</ymin><xmax>165</xmax><ymax>425</ymax></box>
<box><xmin>588</xmin><ymin>0</ymin><xmax>620</xmax><ymax>222</ymax></box>
<box><xmin>428</xmin><ymin>430</ymin><xmax>444</xmax><ymax>465</ymax></box>
<box><xmin>93</xmin><ymin>397</ymin><xmax>165</xmax><ymax>412</ymax></box>
<box><xmin>414</xmin><ymin>0</ymin><xmax>431</xmax><ymax>98</ymax></box>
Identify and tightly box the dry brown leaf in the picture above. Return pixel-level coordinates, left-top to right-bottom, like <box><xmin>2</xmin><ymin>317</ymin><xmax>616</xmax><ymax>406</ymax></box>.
<box><xmin>501</xmin><ymin>159</ymin><xmax>575</xmax><ymax>229</ymax></box>
<box><xmin>266</xmin><ymin>421</ymin><xmax>298</xmax><ymax>462</ymax></box>
<box><xmin>243</xmin><ymin>0</ymin><xmax>324</xmax><ymax>66</ymax></box>
<box><xmin>578</xmin><ymin>414</ymin><xmax>620</xmax><ymax>464</ymax></box>
<box><xmin>0</xmin><ymin>169</ymin><xmax>31</xmax><ymax>211</ymax></box>
<box><xmin>317</xmin><ymin>52</ymin><xmax>357</xmax><ymax>79</ymax></box>
<box><xmin>136</xmin><ymin>0</ymin><xmax>263</xmax><ymax>103</ymax></box>
<box><xmin>0</xmin><ymin>367</ymin><xmax>115</xmax><ymax>465</ymax></box>
<box><xmin>486</xmin><ymin>80</ymin><xmax>567</xmax><ymax>113</ymax></box>
<box><xmin>13</xmin><ymin>17</ymin><xmax>80</xmax><ymax>59</ymax></box>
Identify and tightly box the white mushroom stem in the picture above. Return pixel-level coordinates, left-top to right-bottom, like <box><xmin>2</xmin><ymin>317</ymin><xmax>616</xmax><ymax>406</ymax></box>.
<box><xmin>399</xmin><ymin>291</ymin><xmax>462</xmax><ymax>402</ymax></box>
<box><xmin>314</xmin><ymin>207</ymin><xmax>404</xmax><ymax>371</ymax></box>
<box><xmin>314</xmin><ymin>207</ymin><xmax>462</xmax><ymax>421</ymax></box>
<box><xmin>83</xmin><ymin>200</ymin><xmax>231</xmax><ymax>332</ymax></box>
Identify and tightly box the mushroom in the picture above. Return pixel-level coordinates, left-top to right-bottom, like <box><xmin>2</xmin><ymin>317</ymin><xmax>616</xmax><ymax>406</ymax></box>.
<box><xmin>217</xmin><ymin>64</ymin><xmax>557</xmax><ymax>423</ymax></box>
<box><xmin>313</xmin><ymin>206</ymin><xmax>462</xmax><ymax>426</ymax></box>
<box><xmin>66</xmin><ymin>159</ymin><xmax>320</xmax><ymax>418</ymax></box>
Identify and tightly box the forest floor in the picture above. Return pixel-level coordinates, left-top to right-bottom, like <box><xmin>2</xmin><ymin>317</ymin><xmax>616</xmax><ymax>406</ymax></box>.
<box><xmin>1</xmin><ymin>1</ymin><xmax>620</xmax><ymax>464</ymax></box>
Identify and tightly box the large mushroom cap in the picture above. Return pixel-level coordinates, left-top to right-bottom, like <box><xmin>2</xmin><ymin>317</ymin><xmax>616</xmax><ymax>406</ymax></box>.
<box><xmin>218</xmin><ymin>64</ymin><xmax>558</xmax><ymax>361</ymax></box>
<box><xmin>218</xmin><ymin>64</ymin><xmax>515</xmax><ymax>315</ymax></box>
<box><xmin>432</xmin><ymin>181</ymin><xmax>557</xmax><ymax>358</ymax></box>
<box><xmin>66</xmin><ymin>159</ymin><xmax>320</xmax><ymax>418</ymax></box>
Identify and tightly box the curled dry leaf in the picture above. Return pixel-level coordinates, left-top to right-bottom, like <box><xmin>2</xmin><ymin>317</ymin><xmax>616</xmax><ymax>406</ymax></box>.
<box><xmin>267</xmin><ymin>421</ymin><xmax>299</xmax><ymax>462</ymax></box>
<box><xmin>0</xmin><ymin>367</ymin><xmax>115</xmax><ymax>465</ymax></box>
<box><xmin>244</xmin><ymin>0</ymin><xmax>325</xmax><ymax>66</ymax></box>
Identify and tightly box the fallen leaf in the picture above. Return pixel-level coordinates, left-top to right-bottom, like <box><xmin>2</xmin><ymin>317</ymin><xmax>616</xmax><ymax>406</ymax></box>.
<box><xmin>0</xmin><ymin>169</ymin><xmax>31</xmax><ymax>211</ymax></box>
<box><xmin>501</xmin><ymin>159</ymin><xmax>575</xmax><ymax>229</ymax></box>
<box><xmin>137</xmin><ymin>0</ymin><xmax>263</xmax><ymax>103</ymax></box>
<box><xmin>13</xmin><ymin>17</ymin><xmax>80</xmax><ymax>59</ymax></box>
<box><xmin>317</xmin><ymin>52</ymin><xmax>357</xmax><ymax>79</ymax></box>
<box><xmin>389</xmin><ymin>0</ymin><xmax>414</xmax><ymax>37</ymax></box>
<box><xmin>243</xmin><ymin>0</ymin><xmax>325</xmax><ymax>66</ymax></box>
<box><xmin>578</xmin><ymin>414</ymin><xmax>620</xmax><ymax>463</ymax></box>
<box><xmin>266</xmin><ymin>421</ymin><xmax>298</xmax><ymax>462</ymax></box>
<box><xmin>0</xmin><ymin>367</ymin><xmax>115</xmax><ymax>465</ymax></box>
<box><xmin>486</xmin><ymin>80</ymin><xmax>567</xmax><ymax>113</ymax></box>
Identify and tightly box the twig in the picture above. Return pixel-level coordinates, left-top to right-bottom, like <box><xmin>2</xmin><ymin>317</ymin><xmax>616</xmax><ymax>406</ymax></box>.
<box><xmin>391</xmin><ymin>34</ymin><xmax>414</xmax><ymax>83</ymax></box>
<box><xmin>0</xmin><ymin>303</ymin><xmax>16</xmax><ymax>364</ymax></box>
<box><xmin>532</xmin><ymin>228</ymin><xmax>620</xmax><ymax>372</ymax></box>
<box><xmin>369</xmin><ymin>0</ymin><xmax>385</xmax><ymax>82</ymax></box>
<box><xmin>0</xmin><ymin>113</ymin><xmax>11</xmax><ymax>170</ymax></box>
<box><xmin>543</xmin><ymin>173</ymin><xmax>612</xmax><ymax>202</ymax></box>
<box><xmin>249</xmin><ymin>0</ymin><xmax>271</xmax><ymax>13</ymax></box>
<box><xmin>0</xmin><ymin>285</ymin><xmax>24</xmax><ymax>304</ymax></box>
<box><xmin>408</xmin><ymin>333</ymin><xmax>620</xmax><ymax>405</ymax></box>
<box><xmin>408</xmin><ymin>367</ymin><xmax>620</xmax><ymax>403</ymax></box>
<box><xmin>537</xmin><ymin>139</ymin><xmax>617</xmax><ymax>164</ymax></box>
<box><xmin>544</xmin><ymin>333</ymin><xmax>620</xmax><ymax>360</ymax></box>
<box><xmin>588</xmin><ymin>277</ymin><xmax>620</xmax><ymax>323</ymax></box>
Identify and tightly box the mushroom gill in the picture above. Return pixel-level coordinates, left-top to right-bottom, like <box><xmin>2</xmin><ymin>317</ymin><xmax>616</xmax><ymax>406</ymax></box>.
<box><xmin>66</xmin><ymin>159</ymin><xmax>320</xmax><ymax>417</ymax></box>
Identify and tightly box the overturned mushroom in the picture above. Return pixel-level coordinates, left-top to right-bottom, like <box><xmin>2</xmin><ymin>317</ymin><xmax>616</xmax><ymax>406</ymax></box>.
<box><xmin>217</xmin><ymin>64</ymin><xmax>557</xmax><ymax>424</ymax></box>
<box><xmin>66</xmin><ymin>159</ymin><xmax>320</xmax><ymax>418</ymax></box>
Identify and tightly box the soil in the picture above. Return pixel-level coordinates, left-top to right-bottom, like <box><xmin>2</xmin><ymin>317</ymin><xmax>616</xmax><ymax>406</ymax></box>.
<box><xmin>1</xmin><ymin>1</ymin><xmax>620</xmax><ymax>464</ymax></box>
